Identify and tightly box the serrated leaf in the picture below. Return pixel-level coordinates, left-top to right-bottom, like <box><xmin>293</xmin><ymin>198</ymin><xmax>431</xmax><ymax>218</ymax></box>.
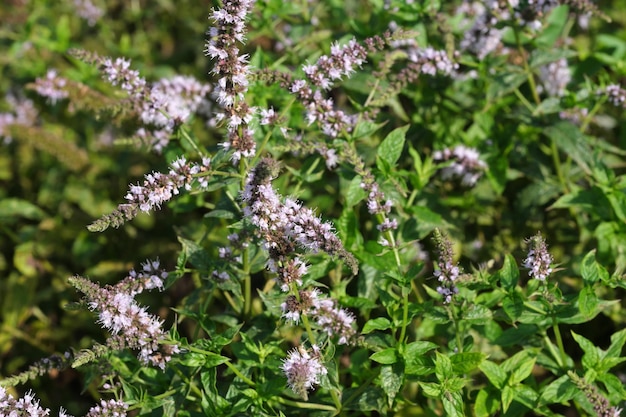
<box><xmin>480</xmin><ymin>360</ymin><xmax>506</xmax><ymax>389</ymax></box>
<box><xmin>381</xmin><ymin>362</ymin><xmax>403</xmax><ymax>405</ymax></box>
<box><xmin>580</xmin><ymin>250</ymin><xmax>609</xmax><ymax>285</ymax></box>
<box><xmin>501</xmin><ymin>385</ymin><xmax>515</xmax><ymax>413</ymax></box>
<box><xmin>508</xmin><ymin>356</ymin><xmax>536</xmax><ymax>385</ymax></box>
<box><xmin>540</xmin><ymin>374</ymin><xmax>578</xmax><ymax>404</ymax></box>
<box><xmin>578</xmin><ymin>286</ymin><xmax>599</xmax><ymax>318</ymax></box>
<box><xmin>362</xmin><ymin>317</ymin><xmax>392</xmax><ymax>334</ymax></box>
<box><xmin>475</xmin><ymin>388</ymin><xmax>500</xmax><ymax>417</ymax></box>
<box><xmin>545</xmin><ymin>121</ymin><xmax>594</xmax><ymax>175</ymax></box>
<box><xmin>420</xmin><ymin>382</ymin><xmax>442</xmax><ymax>397</ymax></box>
<box><xmin>442</xmin><ymin>390</ymin><xmax>464</xmax><ymax>417</ymax></box>
<box><xmin>370</xmin><ymin>348</ymin><xmax>398</xmax><ymax>364</ymax></box>
<box><xmin>497</xmin><ymin>254</ymin><xmax>519</xmax><ymax>291</ymax></box>
<box><xmin>0</xmin><ymin>198</ymin><xmax>46</xmax><ymax>221</ymax></box>
<box><xmin>502</xmin><ymin>292</ymin><xmax>524</xmax><ymax>322</ymax></box>
<box><xmin>571</xmin><ymin>331</ymin><xmax>600</xmax><ymax>370</ymax></box>
<box><xmin>377</xmin><ymin>125</ymin><xmax>408</xmax><ymax>166</ymax></box>
<box><xmin>605</xmin><ymin>328</ymin><xmax>626</xmax><ymax>360</ymax></box>
<box><xmin>450</xmin><ymin>352</ymin><xmax>486</xmax><ymax>374</ymax></box>
<box><xmin>345</xmin><ymin>175</ymin><xmax>367</xmax><ymax>207</ymax></box>
<box><xmin>435</xmin><ymin>352</ymin><xmax>453</xmax><ymax>381</ymax></box>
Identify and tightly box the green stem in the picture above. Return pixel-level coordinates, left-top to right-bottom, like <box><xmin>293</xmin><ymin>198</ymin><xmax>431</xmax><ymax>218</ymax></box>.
<box><xmin>240</xmin><ymin>156</ymin><xmax>252</xmax><ymax>318</ymax></box>
<box><xmin>552</xmin><ymin>320</ymin><xmax>567</xmax><ymax>368</ymax></box>
<box><xmin>543</xmin><ymin>332</ymin><xmax>564</xmax><ymax>369</ymax></box>
<box><xmin>178</xmin><ymin>125</ymin><xmax>207</xmax><ymax>158</ymax></box>
<box><xmin>274</xmin><ymin>396</ymin><xmax>337</xmax><ymax>411</ymax></box>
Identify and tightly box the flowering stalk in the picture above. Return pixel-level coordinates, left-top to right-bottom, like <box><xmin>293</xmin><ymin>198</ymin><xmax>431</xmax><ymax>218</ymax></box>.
<box><xmin>205</xmin><ymin>0</ymin><xmax>256</xmax><ymax>163</ymax></box>
<box><xmin>88</xmin><ymin>157</ymin><xmax>211</xmax><ymax>231</ymax></box>
<box><xmin>69</xmin><ymin>259</ymin><xmax>178</xmax><ymax>369</ymax></box>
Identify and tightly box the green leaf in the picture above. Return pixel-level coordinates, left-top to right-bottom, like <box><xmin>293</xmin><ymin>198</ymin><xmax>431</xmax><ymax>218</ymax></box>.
<box><xmin>540</xmin><ymin>374</ymin><xmax>578</xmax><ymax>404</ymax></box>
<box><xmin>464</xmin><ymin>304</ymin><xmax>493</xmax><ymax>324</ymax></box>
<box><xmin>370</xmin><ymin>348</ymin><xmax>398</xmax><ymax>364</ymax></box>
<box><xmin>343</xmin><ymin>387</ymin><xmax>386</xmax><ymax>411</ymax></box>
<box><xmin>345</xmin><ymin>175</ymin><xmax>367</xmax><ymax>207</ymax></box>
<box><xmin>442</xmin><ymin>390</ymin><xmax>464</xmax><ymax>417</ymax></box>
<box><xmin>0</xmin><ymin>198</ymin><xmax>46</xmax><ymax>221</ymax></box>
<box><xmin>480</xmin><ymin>360</ymin><xmax>506</xmax><ymax>389</ymax></box>
<box><xmin>501</xmin><ymin>385</ymin><xmax>516</xmax><ymax>413</ymax></box>
<box><xmin>580</xmin><ymin>250</ymin><xmax>609</xmax><ymax>285</ymax></box>
<box><xmin>571</xmin><ymin>332</ymin><xmax>601</xmax><ymax>370</ymax></box>
<box><xmin>435</xmin><ymin>352</ymin><xmax>453</xmax><ymax>381</ymax></box>
<box><xmin>420</xmin><ymin>382</ymin><xmax>442</xmax><ymax>397</ymax></box>
<box><xmin>381</xmin><ymin>362</ymin><xmax>404</xmax><ymax>405</ymax></box>
<box><xmin>578</xmin><ymin>286</ymin><xmax>599</xmax><ymax>319</ymax></box>
<box><xmin>508</xmin><ymin>356</ymin><xmax>536</xmax><ymax>385</ymax></box>
<box><xmin>534</xmin><ymin>5</ymin><xmax>570</xmax><ymax>48</ymax></box>
<box><xmin>403</xmin><ymin>342</ymin><xmax>437</xmax><ymax>376</ymax></box>
<box><xmin>496</xmin><ymin>254</ymin><xmax>519</xmax><ymax>291</ymax></box>
<box><xmin>475</xmin><ymin>388</ymin><xmax>500</xmax><ymax>417</ymax></box>
<box><xmin>377</xmin><ymin>125</ymin><xmax>408</xmax><ymax>166</ymax></box>
<box><xmin>362</xmin><ymin>318</ymin><xmax>392</xmax><ymax>334</ymax></box>
<box><xmin>502</xmin><ymin>292</ymin><xmax>524</xmax><ymax>322</ymax></box>
<box><xmin>604</xmin><ymin>328</ymin><xmax>626</xmax><ymax>360</ymax></box>
<box><xmin>544</xmin><ymin>121</ymin><xmax>594</xmax><ymax>176</ymax></box>
<box><xmin>352</xmin><ymin>120</ymin><xmax>385</xmax><ymax>140</ymax></box>
<box><xmin>487</xmin><ymin>70</ymin><xmax>527</xmax><ymax>100</ymax></box>
<box><xmin>450</xmin><ymin>352</ymin><xmax>486</xmax><ymax>374</ymax></box>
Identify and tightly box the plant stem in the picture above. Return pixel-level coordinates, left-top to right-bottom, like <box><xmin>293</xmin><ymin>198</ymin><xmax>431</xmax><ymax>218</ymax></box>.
<box><xmin>274</xmin><ymin>396</ymin><xmax>337</xmax><ymax>411</ymax></box>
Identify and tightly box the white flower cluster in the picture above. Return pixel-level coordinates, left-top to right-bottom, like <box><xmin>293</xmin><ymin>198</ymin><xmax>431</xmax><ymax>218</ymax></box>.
<box><xmin>33</xmin><ymin>70</ymin><xmax>69</xmax><ymax>104</ymax></box>
<box><xmin>523</xmin><ymin>232</ymin><xmax>553</xmax><ymax>281</ymax></box>
<box><xmin>604</xmin><ymin>84</ymin><xmax>626</xmax><ymax>108</ymax></box>
<box><xmin>0</xmin><ymin>388</ymin><xmax>127</xmax><ymax>417</ymax></box>
<box><xmin>539</xmin><ymin>58</ymin><xmax>571</xmax><ymax>97</ymax></box>
<box><xmin>125</xmin><ymin>156</ymin><xmax>211</xmax><ymax>214</ymax></box>
<box><xmin>0</xmin><ymin>95</ymin><xmax>38</xmax><ymax>144</ymax></box>
<box><xmin>280</xmin><ymin>289</ymin><xmax>356</xmax><ymax>345</ymax></box>
<box><xmin>434</xmin><ymin>145</ymin><xmax>487</xmax><ymax>187</ymax></box>
<box><xmin>281</xmin><ymin>346</ymin><xmax>327</xmax><ymax>400</ymax></box>
<box><xmin>73</xmin><ymin>0</ymin><xmax>104</xmax><ymax>26</ymax></box>
<box><xmin>205</xmin><ymin>0</ymin><xmax>256</xmax><ymax>162</ymax></box>
<box><xmin>71</xmin><ymin>260</ymin><xmax>179</xmax><ymax>369</ymax></box>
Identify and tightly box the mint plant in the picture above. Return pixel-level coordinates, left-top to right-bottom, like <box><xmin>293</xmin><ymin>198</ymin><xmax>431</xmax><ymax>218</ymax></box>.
<box><xmin>1</xmin><ymin>0</ymin><xmax>626</xmax><ymax>416</ymax></box>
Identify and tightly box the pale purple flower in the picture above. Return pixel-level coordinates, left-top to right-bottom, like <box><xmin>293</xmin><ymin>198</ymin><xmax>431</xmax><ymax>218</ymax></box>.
<box><xmin>433</xmin><ymin>229</ymin><xmax>460</xmax><ymax>304</ymax></box>
<box><xmin>33</xmin><ymin>70</ymin><xmax>69</xmax><ymax>104</ymax></box>
<box><xmin>84</xmin><ymin>399</ymin><xmax>128</xmax><ymax>417</ymax></box>
<box><xmin>89</xmin><ymin>157</ymin><xmax>211</xmax><ymax>231</ymax></box>
<box><xmin>205</xmin><ymin>0</ymin><xmax>256</xmax><ymax>162</ymax></box>
<box><xmin>69</xmin><ymin>261</ymin><xmax>179</xmax><ymax>369</ymax></box>
<box><xmin>539</xmin><ymin>58</ymin><xmax>571</xmax><ymax>97</ymax></box>
<box><xmin>73</xmin><ymin>0</ymin><xmax>104</xmax><ymax>26</ymax></box>
<box><xmin>312</xmin><ymin>298</ymin><xmax>356</xmax><ymax>345</ymax></box>
<box><xmin>523</xmin><ymin>232</ymin><xmax>553</xmax><ymax>281</ymax></box>
<box><xmin>434</xmin><ymin>145</ymin><xmax>486</xmax><ymax>187</ymax></box>
<box><xmin>282</xmin><ymin>346</ymin><xmax>327</xmax><ymax>400</ymax></box>
<box><xmin>0</xmin><ymin>388</ymin><xmax>50</xmax><ymax>417</ymax></box>
<box><xmin>604</xmin><ymin>84</ymin><xmax>626</xmax><ymax>108</ymax></box>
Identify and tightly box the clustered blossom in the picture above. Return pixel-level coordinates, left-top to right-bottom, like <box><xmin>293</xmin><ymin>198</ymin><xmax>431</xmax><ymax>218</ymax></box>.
<box><xmin>281</xmin><ymin>346</ymin><xmax>327</xmax><ymax>400</ymax></box>
<box><xmin>405</xmin><ymin>47</ymin><xmax>459</xmax><ymax>77</ymax></box>
<box><xmin>0</xmin><ymin>94</ymin><xmax>38</xmax><ymax>144</ymax></box>
<box><xmin>242</xmin><ymin>158</ymin><xmax>358</xmax><ymax>277</ymax></box>
<box><xmin>33</xmin><ymin>70</ymin><xmax>70</xmax><ymax>104</ymax></box>
<box><xmin>539</xmin><ymin>58</ymin><xmax>571</xmax><ymax>97</ymax></box>
<box><xmin>570</xmin><ymin>372</ymin><xmax>623</xmax><ymax>417</ymax></box>
<box><xmin>88</xmin><ymin>156</ymin><xmax>211</xmax><ymax>231</ymax></box>
<box><xmin>0</xmin><ymin>388</ymin><xmax>50</xmax><ymax>416</ymax></box>
<box><xmin>604</xmin><ymin>84</ymin><xmax>626</xmax><ymax>108</ymax></box>
<box><xmin>73</xmin><ymin>51</ymin><xmax>211</xmax><ymax>152</ymax></box>
<box><xmin>433</xmin><ymin>145</ymin><xmax>487</xmax><ymax>187</ymax></box>
<box><xmin>83</xmin><ymin>399</ymin><xmax>128</xmax><ymax>417</ymax></box>
<box><xmin>281</xmin><ymin>289</ymin><xmax>356</xmax><ymax>345</ymax></box>
<box><xmin>73</xmin><ymin>0</ymin><xmax>104</xmax><ymax>26</ymax></box>
<box><xmin>0</xmin><ymin>388</ymin><xmax>128</xmax><ymax>417</ymax></box>
<box><xmin>433</xmin><ymin>229</ymin><xmax>460</xmax><ymax>304</ymax></box>
<box><xmin>69</xmin><ymin>260</ymin><xmax>178</xmax><ymax>369</ymax></box>
<box><xmin>288</xmin><ymin>35</ymin><xmax>389</xmax><ymax>138</ymax></box>
<box><xmin>457</xmin><ymin>0</ymin><xmax>593</xmax><ymax>59</ymax></box>
<box><xmin>523</xmin><ymin>232</ymin><xmax>553</xmax><ymax>281</ymax></box>
<box><xmin>205</xmin><ymin>0</ymin><xmax>256</xmax><ymax>162</ymax></box>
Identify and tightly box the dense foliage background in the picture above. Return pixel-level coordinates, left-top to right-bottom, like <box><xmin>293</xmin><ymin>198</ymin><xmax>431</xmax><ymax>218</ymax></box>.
<box><xmin>1</xmin><ymin>0</ymin><xmax>626</xmax><ymax>416</ymax></box>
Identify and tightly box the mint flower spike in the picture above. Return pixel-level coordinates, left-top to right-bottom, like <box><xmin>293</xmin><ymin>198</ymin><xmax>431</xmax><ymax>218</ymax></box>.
<box><xmin>205</xmin><ymin>0</ymin><xmax>256</xmax><ymax>162</ymax></box>
<box><xmin>523</xmin><ymin>232</ymin><xmax>553</xmax><ymax>282</ymax></box>
<box><xmin>69</xmin><ymin>259</ymin><xmax>179</xmax><ymax>370</ymax></box>
<box><xmin>432</xmin><ymin>229</ymin><xmax>460</xmax><ymax>304</ymax></box>
<box><xmin>281</xmin><ymin>345</ymin><xmax>327</xmax><ymax>401</ymax></box>
<box><xmin>88</xmin><ymin>156</ymin><xmax>211</xmax><ymax>232</ymax></box>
